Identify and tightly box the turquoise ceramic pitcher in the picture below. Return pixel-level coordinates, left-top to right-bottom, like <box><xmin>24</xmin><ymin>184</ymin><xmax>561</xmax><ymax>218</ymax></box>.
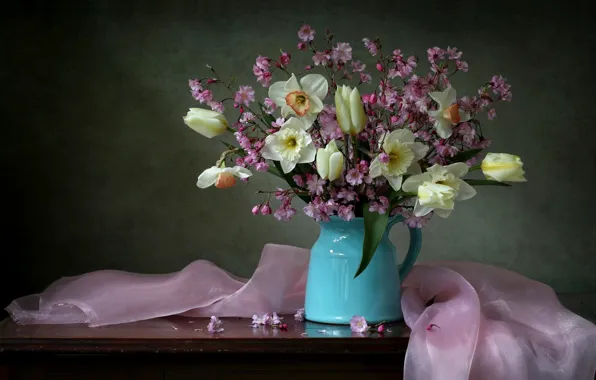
<box><xmin>304</xmin><ymin>215</ymin><xmax>422</xmax><ymax>324</ymax></box>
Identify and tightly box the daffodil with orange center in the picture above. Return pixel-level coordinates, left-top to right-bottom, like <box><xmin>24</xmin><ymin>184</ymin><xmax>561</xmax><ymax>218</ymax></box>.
<box><xmin>427</xmin><ymin>86</ymin><xmax>470</xmax><ymax>139</ymax></box>
<box><xmin>268</xmin><ymin>73</ymin><xmax>328</xmax><ymax>127</ymax></box>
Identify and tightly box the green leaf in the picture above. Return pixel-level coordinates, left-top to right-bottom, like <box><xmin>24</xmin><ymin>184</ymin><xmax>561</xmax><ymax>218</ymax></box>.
<box><xmin>464</xmin><ymin>179</ymin><xmax>511</xmax><ymax>187</ymax></box>
<box><xmin>354</xmin><ymin>205</ymin><xmax>389</xmax><ymax>278</ymax></box>
<box><xmin>450</xmin><ymin>149</ymin><xmax>483</xmax><ymax>163</ymax></box>
<box><xmin>267</xmin><ymin>166</ymin><xmax>284</xmax><ymax>180</ymax></box>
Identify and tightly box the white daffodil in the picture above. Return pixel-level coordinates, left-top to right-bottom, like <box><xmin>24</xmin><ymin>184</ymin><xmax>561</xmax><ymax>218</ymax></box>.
<box><xmin>196</xmin><ymin>164</ymin><xmax>252</xmax><ymax>189</ymax></box>
<box><xmin>427</xmin><ymin>87</ymin><xmax>470</xmax><ymax>139</ymax></box>
<box><xmin>402</xmin><ymin>163</ymin><xmax>476</xmax><ymax>218</ymax></box>
<box><xmin>261</xmin><ymin>117</ymin><xmax>316</xmax><ymax>173</ymax></box>
<box><xmin>369</xmin><ymin>129</ymin><xmax>429</xmax><ymax>191</ymax></box>
<box><xmin>335</xmin><ymin>85</ymin><xmax>367</xmax><ymax>135</ymax></box>
<box><xmin>481</xmin><ymin>153</ymin><xmax>527</xmax><ymax>182</ymax></box>
<box><xmin>268</xmin><ymin>73</ymin><xmax>328</xmax><ymax>127</ymax></box>
<box><xmin>183</xmin><ymin>108</ymin><xmax>228</xmax><ymax>138</ymax></box>
<box><xmin>316</xmin><ymin>140</ymin><xmax>344</xmax><ymax>181</ymax></box>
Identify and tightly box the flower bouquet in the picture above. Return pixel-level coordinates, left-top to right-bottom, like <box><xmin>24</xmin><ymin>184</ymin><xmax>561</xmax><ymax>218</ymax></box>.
<box><xmin>182</xmin><ymin>24</ymin><xmax>526</xmax><ymax>322</ymax></box>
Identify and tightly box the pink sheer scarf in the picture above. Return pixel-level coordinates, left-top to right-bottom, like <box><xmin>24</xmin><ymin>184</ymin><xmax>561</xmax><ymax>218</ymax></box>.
<box><xmin>6</xmin><ymin>244</ymin><xmax>596</xmax><ymax>380</ymax></box>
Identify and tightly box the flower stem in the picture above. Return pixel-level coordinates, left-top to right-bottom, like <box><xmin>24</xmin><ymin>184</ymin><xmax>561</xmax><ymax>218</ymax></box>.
<box><xmin>468</xmin><ymin>164</ymin><xmax>481</xmax><ymax>171</ymax></box>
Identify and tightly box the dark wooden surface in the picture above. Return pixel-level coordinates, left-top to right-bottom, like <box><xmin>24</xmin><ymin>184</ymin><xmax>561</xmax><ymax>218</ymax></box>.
<box><xmin>1</xmin><ymin>294</ymin><xmax>594</xmax><ymax>380</ymax></box>
<box><xmin>0</xmin><ymin>316</ymin><xmax>409</xmax><ymax>379</ymax></box>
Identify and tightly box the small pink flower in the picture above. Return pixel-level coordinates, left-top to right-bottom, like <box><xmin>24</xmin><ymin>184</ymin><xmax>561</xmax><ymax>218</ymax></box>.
<box><xmin>337</xmin><ymin>188</ymin><xmax>358</xmax><ymax>202</ymax></box>
<box><xmin>298</xmin><ymin>24</ymin><xmax>315</xmax><ymax>42</ymax></box>
<box><xmin>306</xmin><ymin>174</ymin><xmax>326</xmax><ymax>196</ymax></box>
<box><xmin>234</xmin><ymin>85</ymin><xmax>255</xmax><ymax>107</ymax></box>
<box><xmin>279</xmin><ymin>51</ymin><xmax>291</xmax><ymax>66</ymax></box>
<box><xmin>350</xmin><ymin>316</ymin><xmax>368</xmax><ymax>333</ymax></box>
<box><xmin>351</xmin><ymin>60</ymin><xmax>366</xmax><ymax>72</ymax></box>
<box><xmin>458</xmin><ymin>122</ymin><xmax>476</xmax><ymax>144</ymax></box>
<box><xmin>188</xmin><ymin>79</ymin><xmax>202</xmax><ymax>92</ymax></box>
<box><xmin>195</xmin><ymin>89</ymin><xmax>213</xmax><ymax>104</ymax></box>
<box><xmin>304</xmin><ymin>65</ymin><xmax>313</xmax><ymax>71</ymax></box>
<box><xmin>487</xmin><ymin>108</ymin><xmax>497</xmax><ymax>120</ymax></box>
<box><xmin>251</xmin><ymin>205</ymin><xmax>260</xmax><ymax>215</ymax></box>
<box><xmin>427</xmin><ymin>47</ymin><xmax>445</xmax><ymax>64</ymax></box>
<box><xmin>331</xmin><ymin>42</ymin><xmax>352</xmax><ymax>64</ymax></box>
<box><xmin>293</xmin><ymin>174</ymin><xmax>305</xmax><ymax>187</ymax></box>
<box><xmin>345</xmin><ymin>169</ymin><xmax>364</xmax><ymax>186</ymax></box>
<box><xmin>260</xmin><ymin>204</ymin><xmax>272</xmax><ymax>215</ymax></box>
<box><xmin>404</xmin><ymin>213</ymin><xmax>433</xmax><ymax>228</ymax></box>
<box><xmin>456</xmin><ymin>60</ymin><xmax>469</xmax><ymax>72</ymax></box>
<box><xmin>263</xmin><ymin>97</ymin><xmax>277</xmax><ymax>114</ymax></box>
<box><xmin>294</xmin><ymin>308</ymin><xmax>305</xmax><ymax>321</ymax></box>
<box><xmin>274</xmin><ymin>203</ymin><xmax>296</xmax><ymax>221</ymax></box>
<box><xmin>208</xmin><ymin>101</ymin><xmax>225</xmax><ymax>113</ymax></box>
<box><xmin>390</xmin><ymin>115</ymin><xmax>400</xmax><ymax>125</ymax></box>
<box><xmin>378</xmin><ymin>152</ymin><xmax>390</xmax><ymax>164</ymax></box>
<box><xmin>207</xmin><ymin>316</ymin><xmax>224</xmax><ymax>333</ymax></box>
<box><xmin>271</xmin><ymin>312</ymin><xmax>283</xmax><ymax>325</ymax></box>
<box><xmin>377</xmin><ymin>324</ymin><xmax>385</xmax><ymax>333</ymax></box>
<box><xmin>446</xmin><ymin>46</ymin><xmax>463</xmax><ymax>60</ymax></box>
<box><xmin>251</xmin><ymin>313</ymin><xmax>270</xmax><ymax>327</ymax></box>
<box><xmin>297</xmin><ymin>42</ymin><xmax>307</xmax><ymax>50</ymax></box>
<box><xmin>338</xmin><ymin>205</ymin><xmax>355</xmax><ymax>222</ymax></box>
<box><xmin>255</xmin><ymin>162</ymin><xmax>269</xmax><ymax>172</ymax></box>
<box><xmin>362</xmin><ymin>38</ymin><xmax>378</xmax><ymax>56</ymax></box>
<box><xmin>312</xmin><ymin>51</ymin><xmax>330</xmax><ymax>66</ymax></box>
<box><xmin>255</xmin><ymin>55</ymin><xmax>271</xmax><ymax>71</ymax></box>
<box><xmin>376</xmin><ymin>62</ymin><xmax>383</xmax><ymax>71</ymax></box>
<box><xmin>272</xmin><ymin>117</ymin><xmax>285</xmax><ymax>128</ymax></box>
<box><xmin>359</xmin><ymin>72</ymin><xmax>372</xmax><ymax>84</ymax></box>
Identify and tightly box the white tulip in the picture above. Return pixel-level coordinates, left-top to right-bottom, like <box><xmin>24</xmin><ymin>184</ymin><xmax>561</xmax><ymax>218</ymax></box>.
<box><xmin>196</xmin><ymin>165</ymin><xmax>252</xmax><ymax>189</ymax></box>
<box><xmin>335</xmin><ymin>85</ymin><xmax>367</xmax><ymax>135</ymax></box>
<box><xmin>183</xmin><ymin>108</ymin><xmax>228</xmax><ymax>138</ymax></box>
<box><xmin>402</xmin><ymin>163</ymin><xmax>476</xmax><ymax>218</ymax></box>
<box><xmin>427</xmin><ymin>86</ymin><xmax>470</xmax><ymax>139</ymax></box>
<box><xmin>316</xmin><ymin>140</ymin><xmax>344</xmax><ymax>181</ymax></box>
<box><xmin>369</xmin><ymin>129</ymin><xmax>429</xmax><ymax>191</ymax></box>
<box><xmin>481</xmin><ymin>153</ymin><xmax>527</xmax><ymax>182</ymax></box>
<box><xmin>261</xmin><ymin>117</ymin><xmax>316</xmax><ymax>173</ymax></box>
<box><xmin>268</xmin><ymin>73</ymin><xmax>329</xmax><ymax>127</ymax></box>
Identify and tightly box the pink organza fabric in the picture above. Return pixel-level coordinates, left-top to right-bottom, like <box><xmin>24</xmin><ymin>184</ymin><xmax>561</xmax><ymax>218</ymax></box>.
<box><xmin>6</xmin><ymin>244</ymin><xmax>596</xmax><ymax>380</ymax></box>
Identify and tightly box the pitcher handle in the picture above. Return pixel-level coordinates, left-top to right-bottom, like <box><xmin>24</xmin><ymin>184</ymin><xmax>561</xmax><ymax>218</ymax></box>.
<box><xmin>398</xmin><ymin>224</ymin><xmax>422</xmax><ymax>282</ymax></box>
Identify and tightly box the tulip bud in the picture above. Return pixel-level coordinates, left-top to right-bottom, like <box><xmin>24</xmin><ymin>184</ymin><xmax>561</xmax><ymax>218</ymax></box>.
<box><xmin>481</xmin><ymin>153</ymin><xmax>527</xmax><ymax>182</ymax></box>
<box><xmin>334</xmin><ymin>85</ymin><xmax>368</xmax><ymax>136</ymax></box>
<box><xmin>183</xmin><ymin>108</ymin><xmax>228</xmax><ymax>138</ymax></box>
<box><xmin>316</xmin><ymin>140</ymin><xmax>344</xmax><ymax>181</ymax></box>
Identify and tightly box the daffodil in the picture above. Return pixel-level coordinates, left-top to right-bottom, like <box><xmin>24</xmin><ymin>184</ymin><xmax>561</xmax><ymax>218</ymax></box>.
<box><xmin>196</xmin><ymin>164</ymin><xmax>252</xmax><ymax>189</ymax></box>
<box><xmin>369</xmin><ymin>129</ymin><xmax>429</xmax><ymax>191</ymax></box>
<box><xmin>335</xmin><ymin>85</ymin><xmax>367</xmax><ymax>135</ymax></box>
<box><xmin>481</xmin><ymin>153</ymin><xmax>527</xmax><ymax>182</ymax></box>
<box><xmin>268</xmin><ymin>73</ymin><xmax>328</xmax><ymax>126</ymax></box>
<box><xmin>183</xmin><ymin>108</ymin><xmax>229</xmax><ymax>138</ymax></box>
<box><xmin>402</xmin><ymin>163</ymin><xmax>476</xmax><ymax>218</ymax></box>
<box><xmin>261</xmin><ymin>117</ymin><xmax>316</xmax><ymax>173</ymax></box>
<box><xmin>316</xmin><ymin>140</ymin><xmax>344</xmax><ymax>181</ymax></box>
<box><xmin>427</xmin><ymin>87</ymin><xmax>470</xmax><ymax>138</ymax></box>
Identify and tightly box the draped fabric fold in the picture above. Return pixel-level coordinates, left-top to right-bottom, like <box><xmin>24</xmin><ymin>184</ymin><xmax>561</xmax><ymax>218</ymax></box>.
<box><xmin>6</xmin><ymin>244</ymin><xmax>596</xmax><ymax>380</ymax></box>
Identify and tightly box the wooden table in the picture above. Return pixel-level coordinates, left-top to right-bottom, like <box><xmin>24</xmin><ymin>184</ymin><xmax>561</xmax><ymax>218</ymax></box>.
<box><xmin>0</xmin><ymin>316</ymin><xmax>410</xmax><ymax>380</ymax></box>
<box><xmin>1</xmin><ymin>294</ymin><xmax>594</xmax><ymax>379</ymax></box>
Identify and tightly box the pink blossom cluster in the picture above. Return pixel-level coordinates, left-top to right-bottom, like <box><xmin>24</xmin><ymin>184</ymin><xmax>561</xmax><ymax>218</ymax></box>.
<box><xmin>186</xmin><ymin>23</ymin><xmax>513</xmax><ymax>226</ymax></box>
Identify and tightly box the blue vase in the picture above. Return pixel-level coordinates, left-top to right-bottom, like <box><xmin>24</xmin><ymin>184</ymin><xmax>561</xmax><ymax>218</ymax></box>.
<box><xmin>304</xmin><ymin>215</ymin><xmax>422</xmax><ymax>324</ymax></box>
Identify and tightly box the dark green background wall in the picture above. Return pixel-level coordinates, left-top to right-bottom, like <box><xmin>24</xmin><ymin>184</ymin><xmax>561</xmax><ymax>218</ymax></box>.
<box><xmin>2</xmin><ymin>0</ymin><xmax>595</xmax><ymax>313</ymax></box>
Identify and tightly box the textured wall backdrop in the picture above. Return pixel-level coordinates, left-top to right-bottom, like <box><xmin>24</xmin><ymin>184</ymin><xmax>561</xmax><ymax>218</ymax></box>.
<box><xmin>2</xmin><ymin>0</ymin><xmax>595</xmax><ymax>311</ymax></box>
